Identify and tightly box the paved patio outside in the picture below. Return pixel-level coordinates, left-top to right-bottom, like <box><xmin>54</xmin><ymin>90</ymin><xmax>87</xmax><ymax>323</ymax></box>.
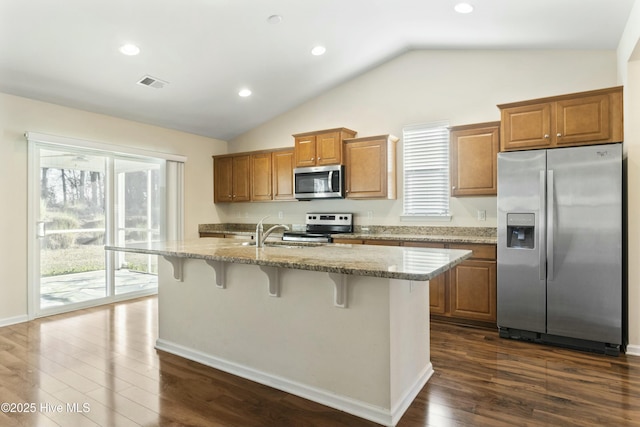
<box><xmin>40</xmin><ymin>269</ymin><xmax>157</xmax><ymax>308</ymax></box>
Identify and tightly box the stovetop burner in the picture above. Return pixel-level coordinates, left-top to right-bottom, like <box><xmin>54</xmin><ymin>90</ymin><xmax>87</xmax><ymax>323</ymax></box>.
<box><xmin>282</xmin><ymin>213</ymin><xmax>353</xmax><ymax>243</ymax></box>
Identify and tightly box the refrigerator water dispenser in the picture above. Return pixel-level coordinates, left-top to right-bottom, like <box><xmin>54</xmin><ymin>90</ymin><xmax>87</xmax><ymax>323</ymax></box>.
<box><xmin>506</xmin><ymin>213</ymin><xmax>534</xmax><ymax>249</ymax></box>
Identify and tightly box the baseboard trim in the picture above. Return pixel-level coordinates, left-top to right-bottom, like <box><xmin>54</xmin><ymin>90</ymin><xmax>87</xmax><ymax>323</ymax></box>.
<box><xmin>626</xmin><ymin>343</ymin><xmax>640</xmax><ymax>356</ymax></box>
<box><xmin>0</xmin><ymin>315</ymin><xmax>29</xmax><ymax>328</ymax></box>
<box><xmin>156</xmin><ymin>338</ymin><xmax>429</xmax><ymax>426</ymax></box>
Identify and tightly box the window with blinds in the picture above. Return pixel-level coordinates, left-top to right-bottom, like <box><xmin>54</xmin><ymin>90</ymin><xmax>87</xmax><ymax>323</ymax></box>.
<box><xmin>402</xmin><ymin>121</ymin><xmax>450</xmax><ymax>217</ymax></box>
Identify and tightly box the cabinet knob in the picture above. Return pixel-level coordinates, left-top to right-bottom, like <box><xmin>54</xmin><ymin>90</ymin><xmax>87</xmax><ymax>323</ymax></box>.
<box><xmin>311</xmin><ymin>157</ymin><xmax>315</xmax><ymax>161</ymax></box>
<box><xmin>557</xmin><ymin>133</ymin><xmax>562</xmax><ymax>137</ymax></box>
<box><xmin>452</xmin><ymin>186</ymin><xmax>456</xmax><ymax>190</ymax></box>
<box><xmin>544</xmin><ymin>134</ymin><xmax>550</xmax><ymax>138</ymax></box>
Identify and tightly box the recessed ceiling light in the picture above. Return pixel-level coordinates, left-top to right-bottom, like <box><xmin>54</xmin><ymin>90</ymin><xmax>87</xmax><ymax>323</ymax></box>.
<box><xmin>454</xmin><ymin>3</ymin><xmax>474</xmax><ymax>14</ymax></box>
<box><xmin>119</xmin><ymin>43</ymin><xmax>140</xmax><ymax>56</ymax></box>
<box><xmin>311</xmin><ymin>46</ymin><xmax>326</xmax><ymax>56</ymax></box>
<box><xmin>238</xmin><ymin>88</ymin><xmax>252</xmax><ymax>97</ymax></box>
<box><xmin>267</xmin><ymin>14</ymin><xmax>282</xmax><ymax>24</ymax></box>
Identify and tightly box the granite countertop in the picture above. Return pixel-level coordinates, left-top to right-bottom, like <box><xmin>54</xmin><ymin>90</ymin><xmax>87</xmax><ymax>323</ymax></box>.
<box><xmin>106</xmin><ymin>238</ymin><xmax>472</xmax><ymax>281</ymax></box>
<box><xmin>199</xmin><ymin>224</ymin><xmax>497</xmax><ymax>245</ymax></box>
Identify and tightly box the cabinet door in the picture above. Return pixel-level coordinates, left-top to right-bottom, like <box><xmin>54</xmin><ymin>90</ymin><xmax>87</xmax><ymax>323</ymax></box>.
<box><xmin>213</xmin><ymin>156</ymin><xmax>233</xmax><ymax>203</ymax></box>
<box><xmin>345</xmin><ymin>138</ymin><xmax>386</xmax><ymax>199</ymax></box>
<box><xmin>273</xmin><ymin>149</ymin><xmax>295</xmax><ymax>200</ymax></box>
<box><xmin>316</xmin><ymin>131</ymin><xmax>342</xmax><ymax>165</ymax></box>
<box><xmin>556</xmin><ymin>94</ymin><xmax>610</xmax><ymax>145</ymax></box>
<box><xmin>250</xmin><ymin>153</ymin><xmax>272</xmax><ymax>201</ymax></box>
<box><xmin>429</xmin><ymin>273</ymin><xmax>448</xmax><ymax>315</ymax></box>
<box><xmin>294</xmin><ymin>135</ymin><xmax>316</xmax><ymax>167</ymax></box>
<box><xmin>450</xmin><ymin>123</ymin><xmax>499</xmax><ymax>196</ymax></box>
<box><xmin>232</xmin><ymin>155</ymin><xmax>251</xmax><ymax>202</ymax></box>
<box><xmin>404</xmin><ymin>241</ymin><xmax>448</xmax><ymax>314</ymax></box>
<box><xmin>449</xmin><ymin>260</ymin><xmax>497</xmax><ymax>322</ymax></box>
<box><xmin>500</xmin><ymin>103</ymin><xmax>553</xmax><ymax>151</ymax></box>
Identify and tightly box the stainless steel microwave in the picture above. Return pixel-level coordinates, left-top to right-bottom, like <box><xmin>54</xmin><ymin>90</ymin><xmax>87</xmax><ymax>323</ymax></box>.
<box><xmin>294</xmin><ymin>165</ymin><xmax>344</xmax><ymax>200</ymax></box>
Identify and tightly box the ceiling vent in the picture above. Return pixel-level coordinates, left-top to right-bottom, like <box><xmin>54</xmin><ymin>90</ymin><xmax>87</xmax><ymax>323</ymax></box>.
<box><xmin>137</xmin><ymin>75</ymin><xmax>168</xmax><ymax>89</ymax></box>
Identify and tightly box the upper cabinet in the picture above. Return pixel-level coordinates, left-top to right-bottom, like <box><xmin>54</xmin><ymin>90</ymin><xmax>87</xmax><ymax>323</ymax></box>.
<box><xmin>344</xmin><ymin>134</ymin><xmax>398</xmax><ymax>199</ymax></box>
<box><xmin>214</xmin><ymin>148</ymin><xmax>295</xmax><ymax>203</ymax></box>
<box><xmin>213</xmin><ymin>154</ymin><xmax>250</xmax><ymax>203</ymax></box>
<box><xmin>250</xmin><ymin>152</ymin><xmax>273</xmax><ymax>201</ymax></box>
<box><xmin>293</xmin><ymin>128</ymin><xmax>357</xmax><ymax>167</ymax></box>
<box><xmin>498</xmin><ymin>86</ymin><xmax>623</xmax><ymax>152</ymax></box>
<box><xmin>272</xmin><ymin>149</ymin><xmax>295</xmax><ymax>201</ymax></box>
<box><xmin>450</xmin><ymin>121</ymin><xmax>499</xmax><ymax>197</ymax></box>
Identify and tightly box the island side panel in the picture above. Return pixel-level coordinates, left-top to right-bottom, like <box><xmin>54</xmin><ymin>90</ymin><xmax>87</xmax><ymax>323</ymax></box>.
<box><xmin>156</xmin><ymin>257</ymin><xmax>399</xmax><ymax>411</ymax></box>
<box><xmin>389</xmin><ymin>279</ymin><xmax>432</xmax><ymax>421</ymax></box>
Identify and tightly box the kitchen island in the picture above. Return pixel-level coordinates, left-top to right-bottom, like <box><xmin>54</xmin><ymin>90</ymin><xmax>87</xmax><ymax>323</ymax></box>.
<box><xmin>105</xmin><ymin>239</ymin><xmax>471</xmax><ymax>426</ymax></box>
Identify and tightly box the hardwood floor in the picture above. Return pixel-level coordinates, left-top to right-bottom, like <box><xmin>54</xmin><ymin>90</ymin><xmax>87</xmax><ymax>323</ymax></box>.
<box><xmin>0</xmin><ymin>296</ymin><xmax>638</xmax><ymax>427</ymax></box>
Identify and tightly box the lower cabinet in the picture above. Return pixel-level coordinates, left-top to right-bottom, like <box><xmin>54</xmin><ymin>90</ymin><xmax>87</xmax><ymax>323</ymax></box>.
<box><xmin>360</xmin><ymin>239</ymin><xmax>497</xmax><ymax>326</ymax></box>
<box><xmin>449</xmin><ymin>259</ymin><xmax>496</xmax><ymax>322</ymax></box>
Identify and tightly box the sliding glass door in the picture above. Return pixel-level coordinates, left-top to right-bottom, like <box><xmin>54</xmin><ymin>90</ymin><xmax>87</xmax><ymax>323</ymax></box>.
<box><xmin>31</xmin><ymin>144</ymin><xmax>166</xmax><ymax>316</ymax></box>
<box><xmin>38</xmin><ymin>147</ymin><xmax>109</xmax><ymax>309</ymax></box>
<box><xmin>113</xmin><ymin>158</ymin><xmax>163</xmax><ymax>295</ymax></box>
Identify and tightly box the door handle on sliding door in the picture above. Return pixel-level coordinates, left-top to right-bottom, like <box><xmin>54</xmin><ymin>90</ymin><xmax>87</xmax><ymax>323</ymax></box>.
<box><xmin>36</xmin><ymin>221</ymin><xmax>46</xmax><ymax>239</ymax></box>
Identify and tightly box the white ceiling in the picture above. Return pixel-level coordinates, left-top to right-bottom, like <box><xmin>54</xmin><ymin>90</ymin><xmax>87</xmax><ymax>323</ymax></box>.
<box><xmin>0</xmin><ymin>0</ymin><xmax>635</xmax><ymax>141</ymax></box>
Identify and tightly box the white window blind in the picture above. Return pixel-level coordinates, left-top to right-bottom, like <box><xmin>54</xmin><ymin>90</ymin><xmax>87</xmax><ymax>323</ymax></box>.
<box><xmin>402</xmin><ymin>121</ymin><xmax>450</xmax><ymax>217</ymax></box>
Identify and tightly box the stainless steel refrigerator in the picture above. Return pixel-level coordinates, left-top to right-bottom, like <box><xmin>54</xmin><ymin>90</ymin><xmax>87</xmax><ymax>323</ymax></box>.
<box><xmin>497</xmin><ymin>143</ymin><xmax>622</xmax><ymax>355</ymax></box>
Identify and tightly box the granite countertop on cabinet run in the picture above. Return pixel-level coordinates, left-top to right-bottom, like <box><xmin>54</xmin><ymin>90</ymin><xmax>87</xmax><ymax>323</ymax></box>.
<box><xmin>198</xmin><ymin>224</ymin><xmax>497</xmax><ymax>245</ymax></box>
<box><xmin>106</xmin><ymin>238</ymin><xmax>472</xmax><ymax>282</ymax></box>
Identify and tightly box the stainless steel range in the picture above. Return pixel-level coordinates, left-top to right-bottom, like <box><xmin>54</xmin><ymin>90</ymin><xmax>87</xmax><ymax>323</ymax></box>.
<box><xmin>282</xmin><ymin>213</ymin><xmax>353</xmax><ymax>243</ymax></box>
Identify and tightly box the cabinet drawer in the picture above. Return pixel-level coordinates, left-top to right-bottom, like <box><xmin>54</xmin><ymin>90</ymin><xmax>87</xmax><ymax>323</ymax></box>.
<box><xmin>403</xmin><ymin>242</ymin><xmax>446</xmax><ymax>249</ymax></box>
<box><xmin>333</xmin><ymin>238</ymin><xmax>364</xmax><ymax>245</ymax></box>
<box><xmin>449</xmin><ymin>243</ymin><xmax>496</xmax><ymax>260</ymax></box>
<box><xmin>363</xmin><ymin>239</ymin><xmax>402</xmax><ymax>246</ymax></box>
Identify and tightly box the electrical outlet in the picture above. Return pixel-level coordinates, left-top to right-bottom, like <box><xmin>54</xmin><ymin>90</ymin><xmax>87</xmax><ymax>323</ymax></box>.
<box><xmin>367</xmin><ymin>210</ymin><xmax>373</xmax><ymax>219</ymax></box>
<box><xmin>477</xmin><ymin>210</ymin><xmax>486</xmax><ymax>221</ymax></box>
<box><xmin>278</xmin><ymin>211</ymin><xmax>284</xmax><ymax>219</ymax></box>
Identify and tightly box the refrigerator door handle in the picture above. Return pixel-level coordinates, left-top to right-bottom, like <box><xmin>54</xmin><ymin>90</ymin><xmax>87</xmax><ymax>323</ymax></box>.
<box><xmin>539</xmin><ymin>170</ymin><xmax>546</xmax><ymax>281</ymax></box>
<box><xmin>547</xmin><ymin>169</ymin><xmax>555</xmax><ymax>281</ymax></box>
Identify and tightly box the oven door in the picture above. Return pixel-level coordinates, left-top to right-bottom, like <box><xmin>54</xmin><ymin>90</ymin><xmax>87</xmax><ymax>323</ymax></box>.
<box><xmin>294</xmin><ymin>165</ymin><xmax>343</xmax><ymax>200</ymax></box>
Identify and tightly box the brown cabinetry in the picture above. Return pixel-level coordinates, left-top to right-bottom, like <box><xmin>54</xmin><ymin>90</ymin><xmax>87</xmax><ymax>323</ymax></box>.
<box><xmin>343</xmin><ymin>238</ymin><xmax>497</xmax><ymax>327</ymax></box>
<box><xmin>498</xmin><ymin>86</ymin><xmax>623</xmax><ymax>152</ymax></box>
<box><xmin>214</xmin><ymin>148</ymin><xmax>295</xmax><ymax>203</ymax></box>
<box><xmin>250</xmin><ymin>152</ymin><xmax>272</xmax><ymax>201</ymax></box>
<box><xmin>450</xmin><ymin>122</ymin><xmax>499</xmax><ymax>197</ymax></box>
<box><xmin>448</xmin><ymin>243</ymin><xmax>496</xmax><ymax>323</ymax></box>
<box><xmin>213</xmin><ymin>154</ymin><xmax>250</xmax><ymax>203</ymax></box>
<box><xmin>272</xmin><ymin>149</ymin><xmax>295</xmax><ymax>200</ymax></box>
<box><xmin>344</xmin><ymin>134</ymin><xmax>398</xmax><ymax>199</ymax></box>
<box><xmin>293</xmin><ymin>128</ymin><xmax>357</xmax><ymax>167</ymax></box>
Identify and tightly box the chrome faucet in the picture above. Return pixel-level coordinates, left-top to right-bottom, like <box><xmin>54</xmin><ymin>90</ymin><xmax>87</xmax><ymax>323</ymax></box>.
<box><xmin>256</xmin><ymin>216</ymin><xmax>289</xmax><ymax>248</ymax></box>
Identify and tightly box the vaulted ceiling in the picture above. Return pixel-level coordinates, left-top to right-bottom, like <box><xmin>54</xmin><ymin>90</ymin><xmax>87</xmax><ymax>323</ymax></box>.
<box><xmin>0</xmin><ymin>0</ymin><xmax>635</xmax><ymax>140</ymax></box>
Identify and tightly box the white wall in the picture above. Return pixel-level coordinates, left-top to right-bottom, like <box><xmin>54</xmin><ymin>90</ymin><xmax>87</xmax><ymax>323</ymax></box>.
<box><xmin>618</xmin><ymin>0</ymin><xmax>640</xmax><ymax>355</ymax></box>
<box><xmin>226</xmin><ymin>49</ymin><xmax>618</xmax><ymax>229</ymax></box>
<box><xmin>0</xmin><ymin>92</ymin><xmax>226</xmax><ymax>323</ymax></box>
